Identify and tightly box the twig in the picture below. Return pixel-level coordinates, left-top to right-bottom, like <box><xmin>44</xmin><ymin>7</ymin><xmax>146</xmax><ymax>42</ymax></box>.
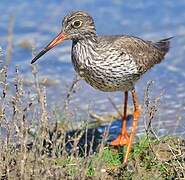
<box><xmin>63</xmin><ymin>74</ymin><xmax>80</xmax><ymax>110</ymax></box>
<box><xmin>108</xmin><ymin>97</ymin><xmax>122</xmax><ymax>117</ymax></box>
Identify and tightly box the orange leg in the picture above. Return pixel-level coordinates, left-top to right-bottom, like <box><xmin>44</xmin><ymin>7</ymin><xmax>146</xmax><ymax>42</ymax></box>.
<box><xmin>110</xmin><ymin>91</ymin><xmax>130</xmax><ymax>146</ymax></box>
<box><xmin>123</xmin><ymin>89</ymin><xmax>140</xmax><ymax>164</ymax></box>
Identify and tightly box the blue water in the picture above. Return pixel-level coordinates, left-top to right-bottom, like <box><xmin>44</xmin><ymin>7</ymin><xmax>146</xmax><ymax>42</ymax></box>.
<box><xmin>0</xmin><ymin>0</ymin><xmax>185</xmax><ymax>137</ymax></box>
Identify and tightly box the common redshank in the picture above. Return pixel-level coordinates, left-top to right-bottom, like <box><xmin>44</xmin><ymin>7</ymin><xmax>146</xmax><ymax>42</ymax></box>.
<box><xmin>31</xmin><ymin>11</ymin><xmax>172</xmax><ymax>164</ymax></box>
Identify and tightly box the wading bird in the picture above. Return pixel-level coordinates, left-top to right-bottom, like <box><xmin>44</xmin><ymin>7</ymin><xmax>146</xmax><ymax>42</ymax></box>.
<box><xmin>31</xmin><ymin>11</ymin><xmax>171</xmax><ymax>164</ymax></box>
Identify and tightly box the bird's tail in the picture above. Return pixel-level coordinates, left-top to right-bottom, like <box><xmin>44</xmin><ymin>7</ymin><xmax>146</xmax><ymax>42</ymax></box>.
<box><xmin>154</xmin><ymin>37</ymin><xmax>173</xmax><ymax>54</ymax></box>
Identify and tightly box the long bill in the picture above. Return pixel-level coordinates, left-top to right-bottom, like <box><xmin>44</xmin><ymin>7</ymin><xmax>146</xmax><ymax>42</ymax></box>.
<box><xmin>31</xmin><ymin>32</ymin><xmax>68</xmax><ymax>64</ymax></box>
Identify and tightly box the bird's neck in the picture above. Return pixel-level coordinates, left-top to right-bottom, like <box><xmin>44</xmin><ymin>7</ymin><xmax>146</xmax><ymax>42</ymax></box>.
<box><xmin>73</xmin><ymin>34</ymin><xmax>98</xmax><ymax>45</ymax></box>
<box><xmin>72</xmin><ymin>35</ymin><xmax>99</xmax><ymax>66</ymax></box>
<box><xmin>72</xmin><ymin>35</ymin><xmax>98</xmax><ymax>53</ymax></box>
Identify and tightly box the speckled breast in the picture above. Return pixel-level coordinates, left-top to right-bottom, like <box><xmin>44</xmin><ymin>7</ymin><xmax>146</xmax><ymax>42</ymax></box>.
<box><xmin>71</xmin><ymin>41</ymin><xmax>140</xmax><ymax>92</ymax></box>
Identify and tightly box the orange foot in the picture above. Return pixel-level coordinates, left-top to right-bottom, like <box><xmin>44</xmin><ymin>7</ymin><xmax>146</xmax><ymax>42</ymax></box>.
<box><xmin>110</xmin><ymin>131</ymin><xmax>130</xmax><ymax>146</ymax></box>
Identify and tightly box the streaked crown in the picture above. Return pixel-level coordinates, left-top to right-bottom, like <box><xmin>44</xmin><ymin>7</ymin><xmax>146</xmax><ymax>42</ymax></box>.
<box><xmin>62</xmin><ymin>11</ymin><xmax>97</xmax><ymax>40</ymax></box>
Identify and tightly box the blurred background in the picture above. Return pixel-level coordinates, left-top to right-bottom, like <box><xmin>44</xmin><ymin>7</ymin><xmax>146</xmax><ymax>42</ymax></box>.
<box><xmin>0</xmin><ymin>0</ymin><xmax>185</xmax><ymax>136</ymax></box>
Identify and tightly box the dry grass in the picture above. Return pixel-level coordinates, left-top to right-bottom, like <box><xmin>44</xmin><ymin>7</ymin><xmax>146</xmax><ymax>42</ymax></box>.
<box><xmin>0</xmin><ymin>19</ymin><xmax>184</xmax><ymax>180</ymax></box>
<box><xmin>0</xmin><ymin>49</ymin><xmax>184</xmax><ymax>180</ymax></box>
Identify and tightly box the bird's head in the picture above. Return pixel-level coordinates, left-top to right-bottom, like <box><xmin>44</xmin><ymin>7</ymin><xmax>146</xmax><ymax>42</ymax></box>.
<box><xmin>31</xmin><ymin>11</ymin><xmax>96</xmax><ymax>64</ymax></box>
<box><xmin>62</xmin><ymin>11</ymin><xmax>96</xmax><ymax>40</ymax></box>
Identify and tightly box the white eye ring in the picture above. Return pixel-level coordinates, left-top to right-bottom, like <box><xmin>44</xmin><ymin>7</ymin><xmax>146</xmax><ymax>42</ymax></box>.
<box><xmin>72</xmin><ymin>20</ymin><xmax>82</xmax><ymax>28</ymax></box>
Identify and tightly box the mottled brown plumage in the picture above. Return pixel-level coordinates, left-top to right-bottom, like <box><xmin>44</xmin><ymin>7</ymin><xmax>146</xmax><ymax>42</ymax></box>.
<box><xmin>31</xmin><ymin>11</ymin><xmax>172</xmax><ymax>164</ymax></box>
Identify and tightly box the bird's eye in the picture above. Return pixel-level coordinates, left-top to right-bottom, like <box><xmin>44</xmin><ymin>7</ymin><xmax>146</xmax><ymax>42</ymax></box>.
<box><xmin>72</xmin><ymin>20</ymin><xmax>82</xmax><ymax>28</ymax></box>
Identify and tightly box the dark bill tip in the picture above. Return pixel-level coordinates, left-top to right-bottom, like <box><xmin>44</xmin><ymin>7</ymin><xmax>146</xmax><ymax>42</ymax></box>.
<box><xmin>31</xmin><ymin>48</ymin><xmax>48</xmax><ymax>64</ymax></box>
<box><xmin>31</xmin><ymin>32</ymin><xmax>68</xmax><ymax>64</ymax></box>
